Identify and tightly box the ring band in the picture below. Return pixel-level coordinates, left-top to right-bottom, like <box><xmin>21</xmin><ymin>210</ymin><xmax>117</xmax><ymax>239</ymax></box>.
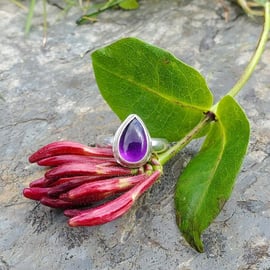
<box><xmin>96</xmin><ymin>114</ymin><xmax>169</xmax><ymax>168</ymax></box>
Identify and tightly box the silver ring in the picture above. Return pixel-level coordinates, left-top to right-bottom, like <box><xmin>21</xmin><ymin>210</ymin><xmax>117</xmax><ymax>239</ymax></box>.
<box><xmin>97</xmin><ymin>114</ymin><xmax>169</xmax><ymax>168</ymax></box>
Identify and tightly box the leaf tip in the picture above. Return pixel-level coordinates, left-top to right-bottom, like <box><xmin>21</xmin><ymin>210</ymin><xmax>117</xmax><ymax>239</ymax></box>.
<box><xmin>183</xmin><ymin>229</ymin><xmax>205</xmax><ymax>253</ymax></box>
<box><xmin>176</xmin><ymin>210</ymin><xmax>205</xmax><ymax>253</ymax></box>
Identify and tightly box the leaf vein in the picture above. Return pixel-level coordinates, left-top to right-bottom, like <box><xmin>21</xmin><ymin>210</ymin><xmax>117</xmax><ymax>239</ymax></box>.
<box><xmin>191</xmin><ymin>121</ymin><xmax>226</xmax><ymax>231</ymax></box>
<box><xmin>94</xmin><ymin>62</ymin><xmax>208</xmax><ymax>112</ymax></box>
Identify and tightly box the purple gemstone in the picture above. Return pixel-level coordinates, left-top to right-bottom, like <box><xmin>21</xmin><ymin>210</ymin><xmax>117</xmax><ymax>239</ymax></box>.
<box><xmin>119</xmin><ymin>118</ymin><xmax>148</xmax><ymax>163</ymax></box>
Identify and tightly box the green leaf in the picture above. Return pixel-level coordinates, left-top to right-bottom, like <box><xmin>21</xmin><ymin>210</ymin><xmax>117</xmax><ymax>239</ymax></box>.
<box><xmin>119</xmin><ymin>0</ymin><xmax>139</xmax><ymax>10</ymax></box>
<box><xmin>91</xmin><ymin>37</ymin><xmax>213</xmax><ymax>141</ymax></box>
<box><xmin>174</xmin><ymin>95</ymin><xmax>250</xmax><ymax>252</ymax></box>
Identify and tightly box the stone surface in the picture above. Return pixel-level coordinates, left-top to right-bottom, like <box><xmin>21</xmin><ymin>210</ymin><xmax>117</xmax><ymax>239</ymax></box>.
<box><xmin>0</xmin><ymin>1</ymin><xmax>270</xmax><ymax>269</ymax></box>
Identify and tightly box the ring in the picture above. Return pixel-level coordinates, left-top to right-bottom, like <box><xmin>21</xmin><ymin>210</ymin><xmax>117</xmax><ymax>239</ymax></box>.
<box><xmin>97</xmin><ymin>114</ymin><xmax>169</xmax><ymax>168</ymax></box>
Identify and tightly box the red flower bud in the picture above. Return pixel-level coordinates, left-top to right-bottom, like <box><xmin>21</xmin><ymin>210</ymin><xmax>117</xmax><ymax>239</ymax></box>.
<box><xmin>29</xmin><ymin>176</ymin><xmax>47</xmax><ymax>188</ymax></box>
<box><xmin>40</xmin><ymin>197</ymin><xmax>76</xmax><ymax>208</ymax></box>
<box><xmin>66</xmin><ymin>171</ymin><xmax>161</xmax><ymax>227</ymax></box>
<box><xmin>23</xmin><ymin>187</ymin><xmax>50</xmax><ymax>201</ymax></box>
<box><xmin>48</xmin><ymin>175</ymin><xmax>107</xmax><ymax>187</ymax></box>
<box><xmin>29</xmin><ymin>141</ymin><xmax>113</xmax><ymax>163</ymax></box>
<box><xmin>37</xmin><ymin>154</ymin><xmax>116</xmax><ymax>167</ymax></box>
<box><xmin>60</xmin><ymin>174</ymin><xmax>148</xmax><ymax>201</ymax></box>
<box><xmin>60</xmin><ymin>191</ymin><xmax>116</xmax><ymax>205</ymax></box>
<box><xmin>45</xmin><ymin>163</ymin><xmax>137</xmax><ymax>181</ymax></box>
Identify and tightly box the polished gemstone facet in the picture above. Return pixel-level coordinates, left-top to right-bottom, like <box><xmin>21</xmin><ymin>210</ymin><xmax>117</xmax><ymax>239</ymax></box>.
<box><xmin>119</xmin><ymin>118</ymin><xmax>147</xmax><ymax>162</ymax></box>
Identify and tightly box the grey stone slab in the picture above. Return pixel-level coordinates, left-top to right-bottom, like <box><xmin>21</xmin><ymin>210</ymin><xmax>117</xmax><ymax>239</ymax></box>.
<box><xmin>0</xmin><ymin>1</ymin><xmax>270</xmax><ymax>269</ymax></box>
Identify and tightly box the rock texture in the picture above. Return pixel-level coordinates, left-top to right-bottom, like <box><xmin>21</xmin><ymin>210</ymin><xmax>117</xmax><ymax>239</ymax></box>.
<box><xmin>0</xmin><ymin>1</ymin><xmax>270</xmax><ymax>269</ymax></box>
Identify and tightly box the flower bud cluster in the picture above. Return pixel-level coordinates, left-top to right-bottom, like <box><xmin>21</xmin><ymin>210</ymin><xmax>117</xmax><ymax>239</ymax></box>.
<box><xmin>23</xmin><ymin>141</ymin><xmax>162</xmax><ymax>226</ymax></box>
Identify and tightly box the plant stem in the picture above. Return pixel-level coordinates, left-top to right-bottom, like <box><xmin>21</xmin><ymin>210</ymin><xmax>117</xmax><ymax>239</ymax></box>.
<box><xmin>42</xmin><ymin>0</ymin><xmax>48</xmax><ymax>47</ymax></box>
<box><xmin>11</xmin><ymin>0</ymin><xmax>28</xmax><ymax>11</ymax></box>
<box><xmin>158</xmin><ymin>113</ymin><xmax>214</xmax><ymax>166</ymax></box>
<box><xmin>228</xmin><ymin>2</ymin><xmax>270</xmax><ymax>98</ymax></box>
<box><xmin>237</xmin><ymin>0</ymin><xmax>264</xmax><ymax>16</ymax></box>
<box><xmin>24</xmin><ymin>0</ymin><xmax>36</xmax><ymax>35</ymax></box>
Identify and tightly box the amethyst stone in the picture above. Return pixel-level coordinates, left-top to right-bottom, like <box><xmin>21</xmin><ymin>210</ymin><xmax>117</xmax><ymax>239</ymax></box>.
<box><xmin>113</xmin><ymin>114</ymin><xmax>151</xmax><ymax>167</ymax></box>
<box><xmin>119</xmin><ymin>118</ymin><xmax>148</xmax><ymax>162</ymax></box>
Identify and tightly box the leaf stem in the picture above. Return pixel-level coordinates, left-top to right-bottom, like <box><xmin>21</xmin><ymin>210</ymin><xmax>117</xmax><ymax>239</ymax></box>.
<box><xmin>227</xmin><ymin>2</ymin><xmax>270</xmax><ymax>98</ymax></box>
<box><xmin>158</xmin><ymin>113</ymin><xmax>215</xmax><ymax>165</ymax></box>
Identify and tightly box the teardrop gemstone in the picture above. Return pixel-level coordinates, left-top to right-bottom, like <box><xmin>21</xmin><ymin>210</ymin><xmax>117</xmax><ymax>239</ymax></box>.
<box><xmin>113</xmin><ymin>114</ymin><xmax>151</xmax><ymax>167</ymax></box>
<box><xmin>119</xmin><ymin>118</ymin><xmax>147</xmax><ymax>162</ymax></box>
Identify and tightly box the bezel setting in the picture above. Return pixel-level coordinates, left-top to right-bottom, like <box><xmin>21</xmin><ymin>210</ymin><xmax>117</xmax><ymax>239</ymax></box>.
<box><xmin>113</xmin><ymin>114</ymin><xmax>152</xmax><ymax>168</ymax></box>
